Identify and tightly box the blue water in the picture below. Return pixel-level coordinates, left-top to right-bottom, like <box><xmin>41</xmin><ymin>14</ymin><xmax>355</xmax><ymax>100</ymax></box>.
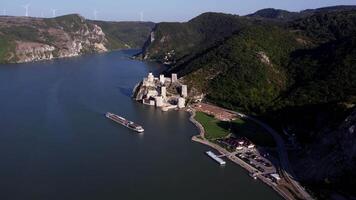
<box><xmin>0</xmin><ymin>50</ymin><xmax>282</xmax><ymax>200</ymax></box>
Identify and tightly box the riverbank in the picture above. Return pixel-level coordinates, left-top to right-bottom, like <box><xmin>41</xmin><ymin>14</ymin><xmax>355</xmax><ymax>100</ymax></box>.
<box><xmin>187</xmin><ymin>107</ymin><xmax>310</xmax><ymax>200</ymax></box>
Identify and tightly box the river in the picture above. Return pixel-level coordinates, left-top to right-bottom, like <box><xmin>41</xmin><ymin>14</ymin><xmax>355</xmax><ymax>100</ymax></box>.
<box><xmin>0</xmin><ymin>50</ymin><xmax>282</xmax><ymax>200</ymax></box>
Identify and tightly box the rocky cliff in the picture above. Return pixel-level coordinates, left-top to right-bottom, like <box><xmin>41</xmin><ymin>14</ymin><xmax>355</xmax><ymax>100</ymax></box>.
<box><xmin>0</xmin><ymin>14</ymin><xmax>108</xmax><ymax>63</ymax></box>
<box><xmin>0</xmin><ymin>14</ymin><xmax>154</xmax><ymax>64</ymax></box>
<box><xmin>293</xmin><ymin>108</ymin><xmax>356</xmax><ymax>199</ymax></box>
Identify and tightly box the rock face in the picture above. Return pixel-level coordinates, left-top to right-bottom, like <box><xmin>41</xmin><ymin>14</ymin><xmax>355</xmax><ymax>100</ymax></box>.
<box><xmin>0</xmin><ymin>14</ymin><xmax>108</xmax><ymax>63</ymax></box>
<box><xmin>0</xmin><ymin>14</ymin><xmax>155</xmax><ymax>64</ymax></box>
<box><xmin>293</xmin><ymin>109</ymin><xmax>356</xmax><ymax>198</ymax></box>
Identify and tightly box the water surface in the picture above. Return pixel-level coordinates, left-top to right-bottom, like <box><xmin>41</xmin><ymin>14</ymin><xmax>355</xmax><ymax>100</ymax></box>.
<box><xmin>0</xmin><ymin>50</ymin><xmax>282</xmax><ymax>200</ymax></box>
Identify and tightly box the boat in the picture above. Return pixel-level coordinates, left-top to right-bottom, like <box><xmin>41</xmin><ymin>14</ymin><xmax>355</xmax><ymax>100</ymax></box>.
<box><xmin>106</xmin><ymin>112</ymin><xmax>144</xmax><ymax>133</ymax></box>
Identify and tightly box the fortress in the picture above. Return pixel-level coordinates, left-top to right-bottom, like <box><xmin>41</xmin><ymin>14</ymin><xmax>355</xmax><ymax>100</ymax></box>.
<box><xmin>133</xmin><ymin>73</ymin><xmax>188</xmax><ymax>111</ymax></box>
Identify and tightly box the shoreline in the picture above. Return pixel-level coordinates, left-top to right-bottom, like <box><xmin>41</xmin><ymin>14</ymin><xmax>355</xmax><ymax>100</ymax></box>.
<box><xmin>187</xmin><ymin>109</ymin><xmax>297</xmax><ymax>200</ymax></box>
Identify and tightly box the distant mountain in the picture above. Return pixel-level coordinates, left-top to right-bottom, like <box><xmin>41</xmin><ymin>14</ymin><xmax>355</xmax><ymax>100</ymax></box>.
<box><xmin>247</xmin><ymin>8</ymin><xmax>300</xmax><ymax>21</ymax></box>
<box><xmin>0</xmin><ymin>14</ymin><xmax>154</xmax><ymax>63</ymax></box>
<box><xmin>302</xmin><ymin>5</ymin><xmax>356</xmax><ymax>14</ymax></box>
<box><xmin>140</xmin><ymin>7</ymin><xmax>356</xmax><ymax>199</ymax></box>
<box><xmin>247</xmin><ymin>5</ymin><xmax>356</xmax><ymax>21</ymax></box>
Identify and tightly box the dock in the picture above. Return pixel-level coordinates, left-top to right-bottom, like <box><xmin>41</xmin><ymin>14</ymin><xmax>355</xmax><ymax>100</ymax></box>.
<box><xmin>206</xmin><ymin>151</ymin><xmax>226</xmax><ymax>165</ymax></box>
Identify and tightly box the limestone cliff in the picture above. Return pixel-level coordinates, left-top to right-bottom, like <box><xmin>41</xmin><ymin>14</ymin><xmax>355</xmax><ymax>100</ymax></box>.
<box><xmin>292</xmin><ymin>109</ymin><xmax>356</xmax><ymax>198</ymax></box>
<box><xmin>0</xmin><ymin>14</ymin><xmax>154</xmax><ymax>64</ymax></box>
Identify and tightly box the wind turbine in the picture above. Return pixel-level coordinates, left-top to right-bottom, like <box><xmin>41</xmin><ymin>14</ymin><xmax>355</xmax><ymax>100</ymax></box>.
<box><xmin>140</xmin><ymin>11</ymin><xmax>144</xmax><ymax>22</ymax></box>
<box><xmin>22</xmin><ymin>4</ymin><xmax>30</xmax><ymax>17</ymax></box>
<box><xmin>3</xmin><ymin>8</ymin><xmax>6</xmax><ymax>16</ymax></box>
<box><xmin>51</xmin><ymin>9</ymin><xmax>57</xmax><ymax>17</ymax></box>
<box><xmin>93</xmin><ymin>9</ymin><xmax>98</xmax><ymax>20</ymax></box>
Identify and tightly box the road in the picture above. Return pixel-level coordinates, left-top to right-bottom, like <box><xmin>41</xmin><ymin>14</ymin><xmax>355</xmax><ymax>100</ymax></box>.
<box><xmin>232</xmin><ymin>111</ymin><xmax>314</xmax><ymax>200</ymax></box>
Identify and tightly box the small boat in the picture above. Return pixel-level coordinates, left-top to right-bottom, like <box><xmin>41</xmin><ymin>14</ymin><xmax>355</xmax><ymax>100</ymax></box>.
<box><xmin>106</xmin><ymin>112</ymin><xmax>144</xmax><ymax>133</ymax></box>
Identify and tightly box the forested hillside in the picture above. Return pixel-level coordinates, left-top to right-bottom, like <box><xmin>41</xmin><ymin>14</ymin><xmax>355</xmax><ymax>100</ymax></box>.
<box><xmin>141</xmin><ymin>12</ymin><xmax>253</xmax><ymax>63</ymax></box>
<box><xmin>92</xmin><ymin>20</ymin><xmax>155</xmax><ymax>50</ymax></box>
<box><xmin>141</xmin><ymin>7</ymin><xmax>356</xmax><ymax>198</ymax></box>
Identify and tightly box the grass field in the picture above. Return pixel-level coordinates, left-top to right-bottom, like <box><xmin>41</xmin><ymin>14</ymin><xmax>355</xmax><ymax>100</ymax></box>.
<box><xmin>195</xmin><ymin>111</ymin><xmax>275</xmax><ymax>147</ymax></box>
<box><xmin>195</xmin><ymin>112</ymin><xmax>230</xmax><ymax>140</ymax></box>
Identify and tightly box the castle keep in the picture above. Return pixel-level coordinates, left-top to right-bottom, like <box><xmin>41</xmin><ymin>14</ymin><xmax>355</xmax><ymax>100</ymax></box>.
<box><xmin>133</xmin><ymin>73</ymin><xmax>188</xmax><ymax>111</ymax></box>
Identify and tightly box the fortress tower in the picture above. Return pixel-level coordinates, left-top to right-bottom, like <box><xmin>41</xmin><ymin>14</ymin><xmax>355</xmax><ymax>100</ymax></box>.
<box><xmin>181</xmin><ymin>85</ymin><xmax>188</xmax><ymax>98</ymax></box>
<box><xmin>155</xmin><ymin>96</ymin><xmax>164</xmax><ymax>107</ymax></box>
<box><xmin>148</xmin><ymin>72</ymin><xmax>154</xmax><ymax>83</ymax></box>
<box><xmin>159</xmin><ymin>74</ymin><xmax>165</xmax><ymax>84</ymax></box>
<box><xmin>161</xmin><ymin>86</ymin><xmax>167</xmax><ymax>98</ymax></box>
<box><xmin>178</xmin><ymin>97</ymin><xmax>186</xmax><ymax>108</ymax></box>
<box><xmin>171</xmin><ymin>73</ymin><xmax>178</xmax><ymax>83</ymax></box>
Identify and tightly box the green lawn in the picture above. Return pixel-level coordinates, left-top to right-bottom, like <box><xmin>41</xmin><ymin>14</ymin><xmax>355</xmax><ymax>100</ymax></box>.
<box><xmin>195</xmin><ymin>112</ymin><xmax>230</xmax><ymax>140</ymax></box>
<box><xmin>195</xmin><ymin>111</ymin><xmax>276</xmax><ymax>147</ymax></box>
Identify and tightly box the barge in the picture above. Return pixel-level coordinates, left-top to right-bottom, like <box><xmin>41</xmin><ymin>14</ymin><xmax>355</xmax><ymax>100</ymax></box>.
<box><xmin>206</xmin><ymin>151</ymin><xmax>226</xmax><ymax>165</ymax></box>
<box><xmin>106</xmin><ymin>112</ymin><xmax>144</xmax><ymax>133</ymax></box>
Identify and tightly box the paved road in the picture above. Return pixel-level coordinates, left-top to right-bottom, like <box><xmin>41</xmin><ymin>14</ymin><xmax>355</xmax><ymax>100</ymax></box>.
<box><xmin>232</xmin><ymin>111</ymin><xmax>314</xmax><ymax>200</ymax></box>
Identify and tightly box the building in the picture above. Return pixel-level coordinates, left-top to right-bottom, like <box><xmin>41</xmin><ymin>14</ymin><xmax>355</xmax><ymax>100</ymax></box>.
<box><xmin>181</xmin><ymin>85</ymin><xmax>188</xmax><ymax>97</ymax></box>
<box><xmin>143</xmin><ymin>72</ymin><xmax>156</xmax><ymax>87</ymax></box>
<box><xmin>148</xmin><ymin>72</ymin><xmax>154</xmax><ymax>82</ymax></box>
<box><xmin>161</xmin><ymin>86</ymin><xmax>167</xmax><ymax>98</ymax></box>
<box><xmin>134</xmin><ymin>72</ymin><xmax>189</xmax><ymax>111</ymax></box>
<box><xmin>159</xmin><ymin>74</ymin><xmax>165</xmax><ymax>84</ymax></box>
<box><xmin>270</xmin><ymin>173</ymin><xmax>281</xmax><ymax>183</ymax></box>
<box><xmin>155</xmin><ymin>96</ymin><xmax>164</xmax><ymax>107</ymax></box>
<box><xmin>178</xmin><ymin>97</ymin><xmax>186</xmax><ymax>108</ymax></box>
<box><xmin>171</xmin><ymin>73</ymin><xmax>178</xmax><ymax>83</ymax></box>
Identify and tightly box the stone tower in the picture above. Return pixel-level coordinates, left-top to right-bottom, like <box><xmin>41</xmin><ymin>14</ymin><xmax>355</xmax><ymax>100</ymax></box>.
<box><xmin>159</xmin><ymin>74</ymin><xmax>165</xmax><ymax>84</ymax></box>
<box><xmin>178</xmin><ymin>97</ymin><xmax>186</xmax><ymax>108</ymax></box>
<box><xmin>161</xmin><ymin>86</ymin><xmax>167</xmax><ymax>98</ymax></box>
<box><xmin>148</xmin><ymin>72</ymin><xmax>154</xmax><ymax>83</ymax></box>
<box><xmin>181</xmin><ymin>85</ymin><xmax>188</xmax><ymax>98</ymax></box>
<box><xmin>155</xmin><ymin>96</ymin><xmax>164</xmax><ymax>107</ymax></box>
<box><xmin>171</xmin><ymin>73</ymin><xmax>178</xmax><ymax>83</ymax></box>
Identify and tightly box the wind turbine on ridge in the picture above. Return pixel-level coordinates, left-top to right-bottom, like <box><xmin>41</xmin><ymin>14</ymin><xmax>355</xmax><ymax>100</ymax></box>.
<box><xmin>22</xmin><ymin>4</ymin><xmax>30</xmax><ymax>17</ymax></box>
<box><xmin>140</xmin><ymin>11</ymin><xmax>144</xmax><ymax>22</ymax></box>
<box><xmin>93</xmin><ymin>9</ymin><xmax>99</xmax><ymax>20</ymax></box>
<box><xmin>51</xmin><ymin>8</ymin><xmax>57</xmax><ymax>17</ymax></box>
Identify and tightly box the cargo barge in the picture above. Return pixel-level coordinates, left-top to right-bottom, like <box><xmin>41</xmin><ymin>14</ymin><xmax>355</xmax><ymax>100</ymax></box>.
<box><xmin>206</xmin><ymin>151</ymin><xmax>226</xmax><ymax>165</ymax></box>
<box><xmin>106</xmin><ymin>112</ymin><xmax>144</xmax><ymax>133</ymax></box>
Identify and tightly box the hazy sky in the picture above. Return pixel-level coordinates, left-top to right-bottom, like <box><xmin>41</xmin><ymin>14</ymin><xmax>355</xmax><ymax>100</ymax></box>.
<box><xmin>0</xmin><ymin>0</ymin><xmax>355</xmax><ymax>22</ymax></box>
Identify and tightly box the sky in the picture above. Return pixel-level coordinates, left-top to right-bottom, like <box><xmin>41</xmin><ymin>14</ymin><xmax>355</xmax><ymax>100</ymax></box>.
<box><xmin>0</xmin><ymin>0</ymin><xmax>355</xmax><ymax>22</ymax></box>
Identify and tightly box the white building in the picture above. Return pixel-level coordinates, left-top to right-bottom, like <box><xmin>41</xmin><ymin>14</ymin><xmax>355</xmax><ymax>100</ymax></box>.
<box><xmin>178</xmin><ymin>97</ymin><xmax>186</xmax><ymax>108</ymax></box>
<box><xmin>161</xmin><ymin>86</ymin><xmax>167</xmax><ymax>98</ymax></box>
<box><xmin>270</xmin><ymin>174</ymin><xmax>281</xmax><ymax>183</ymax></box>
<box><xmin>155</xmin><ymin>96</ymin><xmax>164</xmax><ymax>107</ymax></box>
<box><xmin>159</xmin><ymin>74</ymin><xmax>165</xmax><ymax>84</ymax></box>
<box><xmin>171</xmin><ymin>73</ymin><xmax>178</xmax><ymax>83</ymax></box>
<box><xmin>146</xmin><ymin>89</ymin><xmax>158</xmax><ymax>99</ymax></box>
<box><xmin>148</xmin><ymin>72</ymin><xmax>154</xmax><ymax>83</ymax></box>
<box><xmin>181</xmin><ymin>85</ymin><xmax>188</xmax><ymax>97</ymax></box>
